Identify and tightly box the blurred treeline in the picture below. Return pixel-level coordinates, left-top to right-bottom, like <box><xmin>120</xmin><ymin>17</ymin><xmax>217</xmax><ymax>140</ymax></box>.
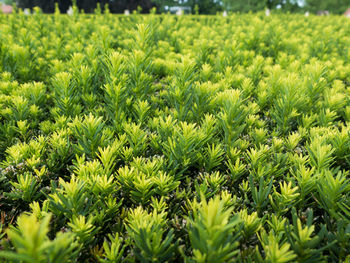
<box><xmin>4</xmin><ymin>0</ymin><xmax>350</xmax><ymax>14</ymax></box>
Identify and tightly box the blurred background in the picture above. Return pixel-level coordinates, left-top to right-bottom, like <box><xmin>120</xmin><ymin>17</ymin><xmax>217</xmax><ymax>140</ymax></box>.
<box><xmin>0</xmin><ymin>0</ymin><xmax>349</xmax><ymax>15</ymax></box>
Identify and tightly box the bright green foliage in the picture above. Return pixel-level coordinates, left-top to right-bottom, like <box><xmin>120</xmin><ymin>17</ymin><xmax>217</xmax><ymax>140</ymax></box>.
<box><xmin>258</xmin><ymin>230</ymin><xmax>297</xmax><ymax>263</ymax></box>
<box><xmin>126</xmin><ymin>206</ymin><xmax>176</xmax><ymax>262</ymax></box>
<box><xmin>98</xmin><ymin>233</ymin><xmax>126</xmax><ymax>263</ymax></box>
<box><xmin>0</xmin><ymin>213</ymin><xmax>78</xmax><ymax>263</ymax></box>
<box><xmin>0</xmin><ymin>10</ymin><xmax>350</xmax><ymax>263</ymax></box>
<box><xmin>71</xmin><ymin>113</ymin><xmax>112</xmax><ymax>157</ymax></box>
<box><xmin>7</xmin><ymin>172</ymin><xmax>40</xmax><ymax>203</ymax></box>
<box><xmin>186</xmin><ymin>196</ymin><xmax>242</xmax><ymax>262</ymax></box>
<box><xmin>51</xmin><ymin>72</ymin><xmax>81</xmax><ymax>118</ymax></box>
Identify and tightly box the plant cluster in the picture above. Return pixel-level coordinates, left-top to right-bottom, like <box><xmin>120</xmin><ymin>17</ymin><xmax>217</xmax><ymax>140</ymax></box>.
<box><xmin>0</xmin><ymin>9</ymin><xmax>350</xmax><ymax>262</ymax></box>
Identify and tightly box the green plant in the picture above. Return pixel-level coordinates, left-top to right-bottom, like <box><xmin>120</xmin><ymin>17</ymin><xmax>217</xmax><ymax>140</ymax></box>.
<box><xmin>126</xmin><ymin>207</ymin><xmax>176</xmax><ymax>262</ymax></box>
<box><xmin>71</xmin><ymin>113</ymin><xmax>112</xmax><ymax>157</ymax></box>
<box><xmin>0</xmin><ymin>10</ymin><xmax>349</xmax><ymax>262</ymax></box>
<box><xmin>51</xmin><ymin>72</ymin><xmax>81</xmax><ymax>118</ymax></box>
<box><xmin>7</xmin><ymin>172</ymin><xmax>40</xmax><ymax>203</ymax></box>
<box><xmin>185</xmin><ymin>195</ymin><xmax>242</xmax><ymax>263</ymax></box>
<box><xmin>0</xmin><ymin>213</ymin><xmax>78</xmax><ymax>263</ymax></box>
<box><xmin>258</xmin><ymin>230</ymin><xmax>296</xmax><ymax>263</ymax></box>
<box><xmin>98</xmin><ymin>233</ymin><xmax>126</xmax><ymax>263</ymax></box>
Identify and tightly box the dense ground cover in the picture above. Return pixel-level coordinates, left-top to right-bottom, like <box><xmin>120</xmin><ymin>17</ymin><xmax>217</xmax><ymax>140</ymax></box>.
<box><xmin>0</xmin><ymin>9</ymin><xmax>350</xmax><ymax>262</ymax></box>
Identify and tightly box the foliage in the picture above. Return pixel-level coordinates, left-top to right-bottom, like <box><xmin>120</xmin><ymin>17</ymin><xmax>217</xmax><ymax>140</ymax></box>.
<box><xmin>185</xmin><ymin>195</ymin><xmax>242</xmax><ymax>262</ymax></box>
<box><xmin>0</xmin><ymin>213</ymin><xmax>78</xmax><ymax>262</ymax></box>
<box><xmin>306</xmin><ymin>0</ymin><xmax>350</xmax><ymax>14</ymax></box>
<box><xmin>0</xmin><ymin>10</ymin><xmax>350</xmax><ymax>262</ymax></box>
